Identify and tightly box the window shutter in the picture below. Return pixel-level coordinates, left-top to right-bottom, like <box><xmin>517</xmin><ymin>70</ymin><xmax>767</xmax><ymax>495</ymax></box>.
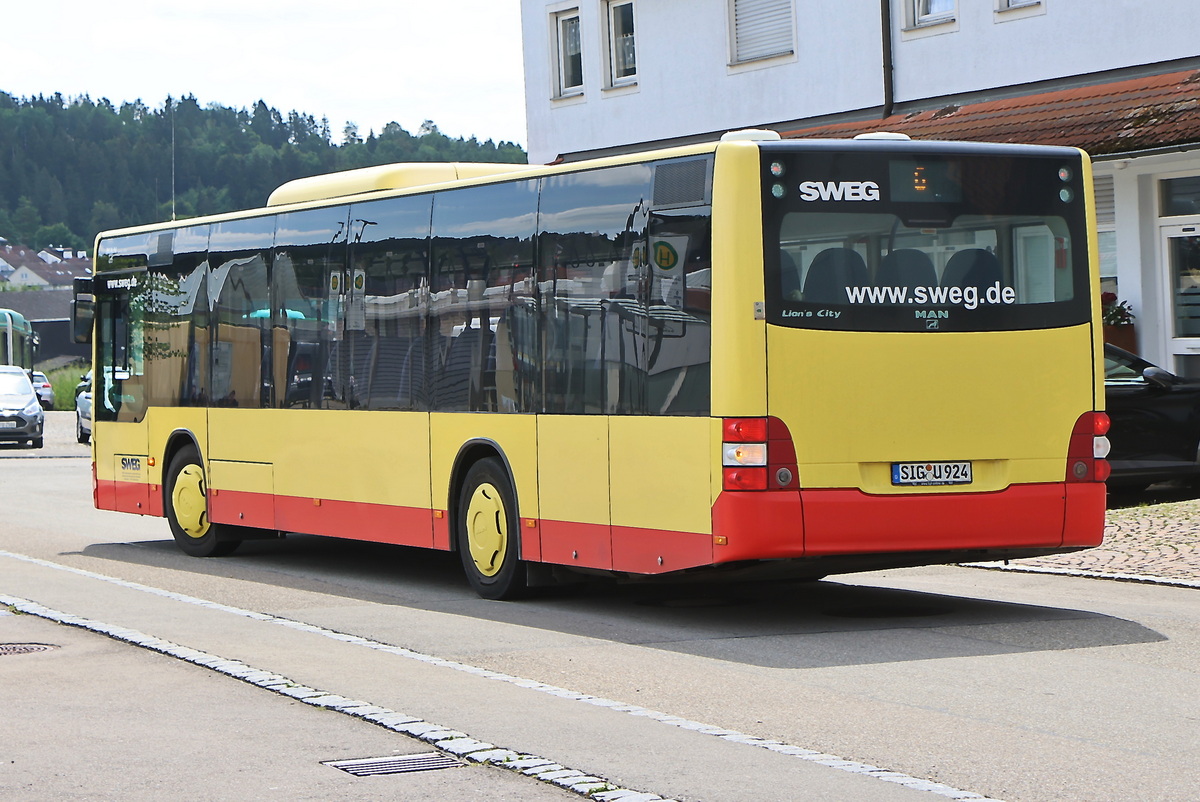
<box><xmin>732</xmin><ymin>0</ymin><xmax>794</xmax><ymax>63</ymax></box>
<box><xmin>1093</xmin><ymin>174</ymin><xmax>1115</xmax><ymax>227</ymax></box>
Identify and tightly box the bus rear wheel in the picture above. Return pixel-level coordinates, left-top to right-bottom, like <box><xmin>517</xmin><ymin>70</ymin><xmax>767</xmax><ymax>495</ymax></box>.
<box><xmin>165</xmin><ymin>445</ymin><xmax>241</xmax><ymax>558</ymax></box>
<box><xmin>456</xmin><ymin>457</ymin><xmax>527</xmax><ymax>600</ymax></box>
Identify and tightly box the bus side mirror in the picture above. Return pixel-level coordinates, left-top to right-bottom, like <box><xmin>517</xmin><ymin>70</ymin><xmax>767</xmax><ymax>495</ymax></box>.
<box><xmin>72</xmin><ymin>276</ymin><xmax>94</xmax><ymax>344</ymax></box>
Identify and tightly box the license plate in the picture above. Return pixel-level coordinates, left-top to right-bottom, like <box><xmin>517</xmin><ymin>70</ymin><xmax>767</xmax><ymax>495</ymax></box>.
<box><xmin>892</xmin><ymin>461</ymin><xmax>972</xmax><ymax>486</ymax></box>
<box><xmin>0</xmin><ymin>421</ymin><xmax>17</xmax><ymax>429</ymax></box>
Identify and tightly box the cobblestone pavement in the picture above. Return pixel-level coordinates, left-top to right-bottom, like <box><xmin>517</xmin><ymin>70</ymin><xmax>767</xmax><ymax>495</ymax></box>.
<box><xmin>976</xmin><ymin>488</ymin><xmax>1200</xmax><ymax>587</ymax></box>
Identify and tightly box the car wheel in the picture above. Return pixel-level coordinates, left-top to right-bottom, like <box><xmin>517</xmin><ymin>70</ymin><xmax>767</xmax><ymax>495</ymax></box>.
<box><xmin>76</xmin><ymin>415</ymin><xmax>89</xmax><ymax>444</ymax></box>
<box><xmin>30</xmin><ymin>437</ymin><xmax>43</xmax><ymax>449</ymax></box>
<box><xmin>456</xmin><ymin>457</ymin><xmax>527</xmax><ymax>600</ymax></box>
<box><xmin>164</xmin><ymin>445</ymin><xmax>241</xmax><ymax>558</ymax></box>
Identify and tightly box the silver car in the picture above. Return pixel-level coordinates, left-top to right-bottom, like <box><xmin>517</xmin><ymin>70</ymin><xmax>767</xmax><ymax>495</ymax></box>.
<box><xmin>30</xmin><ymin>370</ymin><xmax>54</xmax><ymax>409</ymax></box>
<box><xmin>0</xmin><ymin>366</ymin><xmax>45</xmax><ymax>449</ymax></box>
<box><xmin>76</xmin><ymin>371</ymin><xmax>92</xmax><ymax>445</ymax></box>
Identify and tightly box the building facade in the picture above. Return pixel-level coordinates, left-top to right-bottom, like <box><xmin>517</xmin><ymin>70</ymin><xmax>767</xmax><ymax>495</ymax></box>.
<box><xmin>520</xmin><ymin>0</ymin><xmax>1200</xmax><ymax>374</ymax></box>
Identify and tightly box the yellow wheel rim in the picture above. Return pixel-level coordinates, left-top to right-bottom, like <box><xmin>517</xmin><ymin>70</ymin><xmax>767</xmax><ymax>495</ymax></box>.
<box><xmin>465</xmin><ymin>482</ymin><xmax>507</xmax><ymax>577</ymax></box>
<box><xmin>172</xmin><ymin>464</ymin><xmax>210</xmax><ymax>539</ymax></box>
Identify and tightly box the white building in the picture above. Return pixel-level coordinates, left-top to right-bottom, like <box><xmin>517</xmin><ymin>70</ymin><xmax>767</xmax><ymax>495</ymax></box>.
<box><xmin>520</xmin><ymin>0</ymin><xmax>1200</xmax><ymax>374</ymax></box>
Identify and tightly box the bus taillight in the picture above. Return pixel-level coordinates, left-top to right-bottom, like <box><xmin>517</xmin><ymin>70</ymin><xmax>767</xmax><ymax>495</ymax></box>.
<box><xmin>722</xmin><ymin>417</ymin><xmax>799</xmax><ymax>491</ymax></box>
<box><xmin>1067</xmin><ymin>411</ymin><xmax>1111</xmax><ymax>483</ymax></box>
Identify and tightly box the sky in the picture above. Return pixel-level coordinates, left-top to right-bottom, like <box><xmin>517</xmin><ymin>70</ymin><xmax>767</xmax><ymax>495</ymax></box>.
<box><xmin>3</xmin><ymin>1</ymin><xmax>528</xmax><ymax>146</ymax></box>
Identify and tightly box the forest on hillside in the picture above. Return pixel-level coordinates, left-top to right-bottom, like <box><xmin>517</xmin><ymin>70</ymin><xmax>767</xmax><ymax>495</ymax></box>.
<box><xmin>0</xmin><ymin>92</ymin><xmax>527</xmax><ymax>252</ymax></box>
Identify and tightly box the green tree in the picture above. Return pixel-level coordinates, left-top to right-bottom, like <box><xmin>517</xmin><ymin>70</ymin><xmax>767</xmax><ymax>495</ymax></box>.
<box><xmin>11</xmin><ymin>197</ymin><xmax>41</xmax><ymax>245</ymax></box>
<box><xmin>31</xmin><ymin>222</ymin><xmax>85</xmax><ymax>251</ymax></box>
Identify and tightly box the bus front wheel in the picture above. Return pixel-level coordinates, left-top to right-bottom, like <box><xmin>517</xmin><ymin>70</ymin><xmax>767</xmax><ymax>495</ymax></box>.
<box><xmin>165</xmin><ymin>445</ymin><xmax>241</xmax><ymax>558</ymax></box>
<box><xmin>456</xmin><ymin>458</ymin><xmax>527</xmax><ymax>600</ymax></box>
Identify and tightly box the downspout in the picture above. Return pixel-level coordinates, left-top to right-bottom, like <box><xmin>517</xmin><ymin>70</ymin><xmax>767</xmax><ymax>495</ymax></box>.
<box><xmin>881</xmin><ymin>0</ymin><xmax>895</xmax><ymax>119</ymax></box>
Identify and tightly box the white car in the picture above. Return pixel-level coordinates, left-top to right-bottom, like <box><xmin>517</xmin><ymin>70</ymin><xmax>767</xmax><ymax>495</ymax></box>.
<box><xmin>0</xmin><ymin>365</ymin><xmax>45</xmax><ymax>448</ymax></box>
<box><xmin>76</xmin><ymin>371</ymin><xmax>92</xmax><ymax>445</ymax></box>
<box><xmin>30</xmin><ymin>370</ymin><xmax>54</xmax><ymax>409</ymax></box>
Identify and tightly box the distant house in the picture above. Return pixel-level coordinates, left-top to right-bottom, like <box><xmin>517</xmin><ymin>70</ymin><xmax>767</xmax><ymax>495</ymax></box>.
<box><xmin>38</xmin><ymin>246</ymin><xmax>89</xmax><ymax>264</ymax></box>
<box><xmin>0</xmin><ymin>243</ymin><xmax>48</xmax><ymax>281</ymax></box>
<box><xmin>4</xmin><ymin>248</ymin><xmax>92</xmax><ymax>288</ymax></box>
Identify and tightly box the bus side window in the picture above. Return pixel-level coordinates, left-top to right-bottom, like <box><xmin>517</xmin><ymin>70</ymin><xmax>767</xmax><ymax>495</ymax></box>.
<box><xmin>273</xmin><ymin>208</ymin><xmax>350</xmax><ymax>410</ymax></box>
<box><xmin>210</xmin><ymin>219</ymin><xmax>275</xmax><ymax>408</ymax></box>
<box><xmin>430</xmin><ymin>180</ymin><xmax>538</xmax><ymax>413</ymax></box>
<box><xmin>349</xmin><ymin>195</ymin><xmax>433</xmax><ymax>411</ymax></box>
<box><xmin>538</xmin><ymin>163</ymin><xmax>653</xmax><ymax>415</ymax></box>
<box><xmin>646</xmin><ymin>207</ymin><xmax>712</xmax><ymax>416</ymax></box>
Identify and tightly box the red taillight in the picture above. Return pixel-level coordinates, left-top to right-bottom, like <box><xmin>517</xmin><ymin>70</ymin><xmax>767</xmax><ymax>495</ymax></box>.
<box><xmin>723</xmin><ymin>417</ymin><xmax>767</xmax><ymax>442</ymax></box>
<box><xmin>722</xmin><ymin>417</ymin><xmax>799</xmax><ymax>491</ymax></box>
<box><xmin>1066</xmin><ymin>411</ymin><xmax>1111</xmax><ymax>483</ymax></box>
<box><xmin>724</xmin><ymin>466</ymin><xmax>768</xmax><ymax>491</ymax></box>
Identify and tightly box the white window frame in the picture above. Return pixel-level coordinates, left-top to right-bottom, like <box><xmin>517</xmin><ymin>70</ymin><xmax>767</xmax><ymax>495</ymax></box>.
<box><xmin>605</xmin><ymin>0</ymin><xmax>637</xmax><ymax>88</ymax></box>
<box><xmin>729</xmin><ymin>0</ymin><xmax>795</xmax><ymax>66</ymax></box>
<box><xmin>553</xmin><ymin>8</ymin><xmax>585</xmax><ymax>98</ymax></box>
<box><xmin>994</xmin><ymin>0</ymin><xmax>1046</xmax><ymax>21</ymax></box>
<box><xmin>912</xmin><ymin>0</ymin><xmax>956</xmax><ymax>27</ymax></box>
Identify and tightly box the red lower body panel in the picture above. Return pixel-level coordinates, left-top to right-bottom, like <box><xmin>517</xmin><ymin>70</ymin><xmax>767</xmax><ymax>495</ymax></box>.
<box><xmin>98</xmin><ymin>477</ymin><xmax>1104</xmax><ymax>574</ymax></box>
<box><xmin>713</xmin><ymin>482</ymin><xmax>1104</xmax><ymax>564</ymax></box>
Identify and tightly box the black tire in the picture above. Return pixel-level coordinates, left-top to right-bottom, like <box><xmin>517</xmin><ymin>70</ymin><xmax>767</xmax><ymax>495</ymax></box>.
<box><xmin>30</xmin><ymin>437</ymin><xmax>43</xmax><ymax>449</ymax></box>
<box><xmin>456</xmin><ymin>457</ymin><xmax>527</xmax><ymax>600</ymax></box>
<box><xmin>76</xmin><ymin>414</ymin><xmax>89</xmax><ymax>444</ymax></box>
<box><xmin>164</xmin><ymin>445</ymin><xmax>241</xmax><ymax>558</ymax></box>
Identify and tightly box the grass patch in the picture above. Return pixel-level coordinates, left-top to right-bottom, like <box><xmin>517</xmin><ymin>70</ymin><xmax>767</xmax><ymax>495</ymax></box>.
<box><xmin>45</xmin><ymin>362</ymin><xmax>90</xmax><ymax>410</ymax></box>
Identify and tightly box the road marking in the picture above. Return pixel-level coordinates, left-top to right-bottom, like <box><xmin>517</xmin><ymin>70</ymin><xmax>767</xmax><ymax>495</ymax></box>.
<box><xmin>0</xmin><ymin>593</ymin><xmax>656</xmax><ymax>801</ymax></box>
<box><xmin>965</xmin><ymin>561</ymin><xmax>1200</xmax><ymax>589</ymax></box>
<box><xmin>0</xmin><ymin>549</ymin><xmax>1000</xmax><ymax>801</ymax></box>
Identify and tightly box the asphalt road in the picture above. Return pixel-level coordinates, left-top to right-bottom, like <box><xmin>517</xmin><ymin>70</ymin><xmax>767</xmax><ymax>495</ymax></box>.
<box><xmin>2</xmin><ymin>412</ymin><xmax>1199</xmax><ymax>801</ymax></box>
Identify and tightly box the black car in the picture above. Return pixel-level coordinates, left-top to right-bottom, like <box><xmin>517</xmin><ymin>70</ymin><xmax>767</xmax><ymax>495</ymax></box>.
<box><xmin>1104</xmin><ymin>344</ymin><xmax>1200</xmax><ymax>489</ymax></box>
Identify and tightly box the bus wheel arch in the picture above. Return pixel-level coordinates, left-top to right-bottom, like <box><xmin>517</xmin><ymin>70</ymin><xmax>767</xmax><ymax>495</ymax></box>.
<box><xmin>163</xmin><ymin>440</ymin><xmax>241</xmax><ymax>558</ymax></box>
<box><xmin>449</xmin><ymin>442</ymin><xmax>527</xmax><ymax>600</ymax></box>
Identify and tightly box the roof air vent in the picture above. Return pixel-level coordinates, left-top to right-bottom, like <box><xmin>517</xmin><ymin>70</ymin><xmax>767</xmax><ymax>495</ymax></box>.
<box><xmin>721</xmin><ymin>129</ymin><xmax>782</xmax><ymax>142</ymax></box>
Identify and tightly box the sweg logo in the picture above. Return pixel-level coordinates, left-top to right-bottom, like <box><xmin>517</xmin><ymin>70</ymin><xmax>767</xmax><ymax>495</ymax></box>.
<box><xmin>121</xmin><ymin>457</ymin><xmax>142</xmax><ymax>472</ymax></box>
<box><xmin>798</xmin><ymin>181</ymin><xmax>881</xmax><ymax>202</ymax></box>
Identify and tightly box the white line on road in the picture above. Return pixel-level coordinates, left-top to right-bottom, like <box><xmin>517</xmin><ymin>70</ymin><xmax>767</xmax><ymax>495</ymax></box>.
<box><xmin>965</xmin><ymin>561</ymin><xmax>1200</xmax><ymax>589</ymax></box>
<box><xmin>0</xmin><ymin>593</ymin><xmax>664</xmax><ymax>802</ymax></box>
<box><xmin>1</xmin><ymin>549</ymin><xmax>1000</xmax><ymax>801</ymax></box>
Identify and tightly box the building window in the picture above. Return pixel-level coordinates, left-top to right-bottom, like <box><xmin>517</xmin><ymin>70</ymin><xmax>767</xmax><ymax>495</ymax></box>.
<box><xmin>555</xmin><ymin>10</ymin><xmax>584</xmax><ymax>96</ymax></box>
<box><xmin>730</xmin><ymin>0</ymin><xmax>795</xmax><ymax>65</ymax></box>
<box><xmin>607</xmin><ymin>1</ymin><xmax>637</xmax><ymax>86</ymax></box>
<box><xmin>914</xmin><ymin>0</ymin><xmax>955</xmax><ymax>25</ymax></box>
<box><xmin>998</xmin><ymin>0</ymin><xmax>1040</xmax><ymax>8</ymax></box>
<box><xmin>1093</xmin><ymin>174</ymin><xmax>1117</xmax><ymax>291</ymax></box>
<box><xmin>1161</xmin><ymin>176</ymin><xmax>1200</xmax><ymax>217</ymax></box>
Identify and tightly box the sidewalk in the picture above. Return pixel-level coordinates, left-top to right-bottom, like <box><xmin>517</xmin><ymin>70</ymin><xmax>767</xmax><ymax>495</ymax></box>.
<box><xmin>980</xmin><ymin>490</ymin><xmax>1200</xmax><ymax>587</ymax></box>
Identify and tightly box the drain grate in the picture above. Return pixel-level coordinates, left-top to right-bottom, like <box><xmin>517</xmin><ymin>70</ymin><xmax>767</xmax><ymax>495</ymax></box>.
<box><xmin>0</xmin><ymin>643</ymin><xmax>57</xmax><ymax>656</ymax></box>
<box><xmin>324</xmin><ymin>752</ymin><xmax>463</xmax><ymax>777</ymax></box>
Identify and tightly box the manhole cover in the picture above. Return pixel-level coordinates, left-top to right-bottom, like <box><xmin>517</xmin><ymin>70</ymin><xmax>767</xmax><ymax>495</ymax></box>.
<box><xmin>0</xmin><ymin>643</ymin><xmax>57</xmax><ymax>656</ymax></box>
<box><xmin>324</xmin><ymin>753</ymin><xmax>463</xmax><ymax>776</ymax></box>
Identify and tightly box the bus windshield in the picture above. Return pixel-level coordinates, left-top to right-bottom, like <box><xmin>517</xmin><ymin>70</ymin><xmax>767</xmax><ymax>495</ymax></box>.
<box><xmin>761</xmin><ymin>145</ymin><xmax>1091</xmax><ymax>332</ymax></box>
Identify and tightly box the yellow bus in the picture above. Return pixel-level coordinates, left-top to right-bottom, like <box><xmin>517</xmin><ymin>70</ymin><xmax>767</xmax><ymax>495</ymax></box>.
<box><xmin>77</xmin><ymin>131</ymin><xmax>1108</xmax><ymax>599</ymax></box>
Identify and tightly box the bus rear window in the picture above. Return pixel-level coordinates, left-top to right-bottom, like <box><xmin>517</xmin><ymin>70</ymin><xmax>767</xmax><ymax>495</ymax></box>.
<box><xmin>761</xmin><ymin>148</ymin><xmax>1091</xmax><ymax>332</ymax></box>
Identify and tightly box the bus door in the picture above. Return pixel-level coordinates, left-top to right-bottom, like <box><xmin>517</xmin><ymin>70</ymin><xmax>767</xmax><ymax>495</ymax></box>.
<box><xmin>93</xmin><ymin>269</ymin><xmax>152</xmax><ymax>514</ymax></box>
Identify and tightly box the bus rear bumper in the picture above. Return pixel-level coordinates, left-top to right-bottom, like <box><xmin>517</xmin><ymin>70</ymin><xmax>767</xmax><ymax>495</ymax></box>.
<box><xmin>712</xmin><ymin>481</ymin><xmax>1104</xmax><ymax>563</ymax></box>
